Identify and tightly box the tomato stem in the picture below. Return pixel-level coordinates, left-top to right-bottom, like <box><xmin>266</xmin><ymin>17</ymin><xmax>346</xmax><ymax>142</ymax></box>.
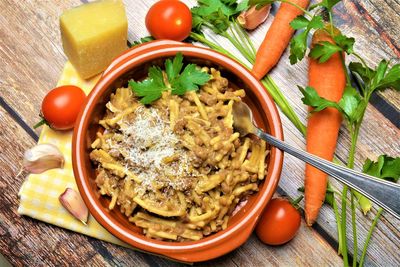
<box><xmin>290</xmin><ymin>195</ymin><xmax>304</xmax><ymax>208</ymax></box>
<box><xmin>33</xmin><ymin>119</ymin><xmax>47</xmax><ymax>129</ymax></box>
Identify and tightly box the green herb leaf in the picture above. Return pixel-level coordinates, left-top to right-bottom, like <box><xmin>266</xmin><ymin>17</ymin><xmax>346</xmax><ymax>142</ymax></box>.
<box><xmin>289</xmin><ymin>15</ymin><xmax>324</xmax><ymax>64</ymax></box>
<box><xmin>299</xmin><ymin>86</ymin><xmax>341</xmax><ymax>112</ymax></box>
<box><xmin>289</xmin><ymin>31</ymin><xmax>309</xmax><ymax>64</ymax></box>
<box><xmin>165</xmin><ymin>52</ymin><xmax>184</xmax><ymax>81</ymax></box>
<box><xmin>334</xmin><ymin>34</ymin><xmax>355</xmax><ymax>54</ymax></box>
<box><xmin>129</xmin><ymin>53</ymin><xmax>211</xmax><ymax>104</ymax></box>
<box><xmin>320</xmin><ymin>0</ymin><xmax>342</xmax><ymax>11</ymax></box>
<box><xmin>173</xmin><ymin>64</ymin><xmax>211</xmax><ymax>94</ymax></box>
<box><xmin>300</xmin><ymin>85</ymin><xmax>364</xmax><ymax>123</ymax></box>
<box><xmin>363</xmin><ymin>155</ymin><xmax>400</xmax><ymax>183</ymax></box>
<box><xmin>192</xmin><ymin>7</ymin><xmax>231</xmax><ymax>33</ymax></box>
<box><xmin>195</xmin><ymin>0</ymin><xmax>247</xmax><ymax>17</ymax></box>
<box><xmin>289</xmin><ymin>15</ymin><xmax>310</xmax><ymax>30</ymax></box>
<box><xmin>338</xmin><ymin>85</ymin><xmax>362</xmax><ymax>123</ymax></box>
<box><xmin>349</xmin><ymin>62</ymin><xmax>375</xmax><ymax>84</ymax></box>
<box><xmin>130</xmin><ymin>36</ymin><xmax>154</xmax><ymax>47</ymax></box>
<box><xmin>309</xmin><ymin>41</ymin><xmax>342</xmax><ymax>63</ymax></box>
<box><xmin>376</xmin><ymin>63</ymin><xmax>400</xmax><ymax>91</ymax></box>
<box><xmin>129</xmin><ymin>66</ymin><xmax>166</xmax><ymax>104</ymax></box>
<box><xmin>350</xmin><ymin>60</ymin><xmax>400</xmax><ymax>92</ymax></box>
<box><xmin>371</xmin><ymin>59</ymin><xmax>389</xmax><ymax>89</ymax></box>
<box><xmin>309</xmin><ymin>34</ymin><xmax>354</xmax><ymax>63</ymax></box>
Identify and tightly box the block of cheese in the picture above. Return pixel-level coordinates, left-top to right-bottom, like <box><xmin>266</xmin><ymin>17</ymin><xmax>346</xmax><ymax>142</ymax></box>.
<box><xmin>60</xmin><ymin>0</ymin><xmax>128</xmax><ymax>79</ymax></box>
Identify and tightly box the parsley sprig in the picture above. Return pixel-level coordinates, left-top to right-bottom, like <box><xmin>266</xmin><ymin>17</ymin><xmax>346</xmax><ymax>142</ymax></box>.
<box><xmin>300</xmin><ymin>60</ymin><xmax>400</xmax><ymax>126</ymax></box>
<box><xmin>129</xmin><ymin>53</ymin><xmax>210</xmax><ymax>104</ymax></box>
<box><xmin>285</xmin><ymin>0</ymin><xmax>400</xmax><ymax>265</ymax></box>
<box><xmin>192</xmin><ymin>0</ymin><xmax>248</xmax><ymax>34</ymax></box>
<box><xmin>189</xmin><ymin>0</ymin><xmax>307</xmax><ymax>135</ymax></box>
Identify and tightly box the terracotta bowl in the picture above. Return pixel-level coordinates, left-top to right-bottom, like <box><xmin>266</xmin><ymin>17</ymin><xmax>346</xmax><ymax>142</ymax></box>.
<box><xmin>72</xmin><ymin>40</ymin><xmax>284</xmax><ymax>262</ymax></box>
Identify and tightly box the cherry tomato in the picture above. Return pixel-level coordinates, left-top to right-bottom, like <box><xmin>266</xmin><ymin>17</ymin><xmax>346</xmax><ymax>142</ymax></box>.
<box><xmin>40</xmin><ymin>85</ymin><xmax>86</xmax><ymax>130</ymax></box>
<box><xmin>145</xmin><ymin>0</ymin><xmax>192</xmax><ymax>41</ymax></box>
<box><xmin>255</xmin><ymin>198</ymin><xmax>301</xmax><ymax>245</ymax></box>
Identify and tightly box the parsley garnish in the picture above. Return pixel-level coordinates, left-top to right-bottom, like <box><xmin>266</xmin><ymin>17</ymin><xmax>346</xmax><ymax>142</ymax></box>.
<box><xmin>309</xmin><ymin>34</ymin><xmax>355</xmax><ymax>63</ymax></box>
<box><xmin>191</xmin><ymin>0</ymin><xmax>248</xmax><ymax>34</ymax></box>
<box><xmin>129</xmin><ymin>53</ymin><xmax>211</xmax><ymax>104</ymax></box>
<box><xmin>300</xmin><ymin>60</ymin><xmax>400</xmax><ymax>125</ymax></box>
<box><xmin>363</xmin><ymin>155</ymin><xmax>400</xmax><ymax>183</ymax></box>
<box><xmin>289</xmin><ymin>15</ymin><xmax>324</xmax><ymax>64</ymax></box>
<box><xmin>129</xmin><ymin>36</ymin><xmax>154</xmax><ymax>48</ymax></box>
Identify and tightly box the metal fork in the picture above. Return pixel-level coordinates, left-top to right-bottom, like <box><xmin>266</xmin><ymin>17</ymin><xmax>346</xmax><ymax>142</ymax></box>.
<box><xmin>232</xmin><ymin>101</ymin><xmax>400</xmax><ymax>220</ymax></box>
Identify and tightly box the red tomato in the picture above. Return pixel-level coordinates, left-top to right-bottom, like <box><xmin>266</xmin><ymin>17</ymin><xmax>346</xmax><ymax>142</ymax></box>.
<box><xmin>41</xmin><ymin>85</ymin><xmax>86</xmax><ymax>130</ymax></box>
<box><xmin>145</xmin><ymin>0</ymin><xmax>192</xmax><ymax>41</ymax></box>
<box><xmin>255</xmin><ymin>198</ymin><xmax>301</xmax><ymax>245</ymax></box>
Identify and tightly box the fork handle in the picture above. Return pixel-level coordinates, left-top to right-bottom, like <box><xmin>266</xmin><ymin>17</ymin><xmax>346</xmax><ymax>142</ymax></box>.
<box><xmin>255</xmin><ymin>128</ymin><xmax>400</xmax><ymax>220</ymax></box>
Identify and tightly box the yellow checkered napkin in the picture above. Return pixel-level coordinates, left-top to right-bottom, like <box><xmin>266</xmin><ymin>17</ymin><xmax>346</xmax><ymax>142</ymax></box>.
<box><xmin>18</xmin><ymin>62</ymin><xmax>127</xmax><ymax>247</ymax></box>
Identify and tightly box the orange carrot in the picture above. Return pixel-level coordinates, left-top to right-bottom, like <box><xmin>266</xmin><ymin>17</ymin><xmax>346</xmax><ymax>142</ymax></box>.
<box><xmin>305</xmin><ymin>28</ymin><xmax>346</xmax><ymax>226</ymax></box>
<box><xmin>252</xmin><ymin>0</ymin><xmax>310</xmax><ymax>80</ymax></box>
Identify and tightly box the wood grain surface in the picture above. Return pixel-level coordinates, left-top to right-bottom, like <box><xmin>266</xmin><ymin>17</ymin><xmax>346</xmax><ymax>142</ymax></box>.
<box><xmin>0</xmin><ymin>0</ymin><xmax>399</xmax><ymax>266</ymax></box>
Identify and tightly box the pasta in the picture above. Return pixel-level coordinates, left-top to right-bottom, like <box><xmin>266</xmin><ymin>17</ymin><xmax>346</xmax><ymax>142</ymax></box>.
<box><xmin>90</xmin><ymin>67</ymin><xmax>270</xmax><ymax>241</ymax></box>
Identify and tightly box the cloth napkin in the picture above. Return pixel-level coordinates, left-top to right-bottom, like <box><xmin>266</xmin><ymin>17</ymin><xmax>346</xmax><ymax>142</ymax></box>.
<box><xmin>18</xmin><ymin>62</ymin><xmax>128</xmax><ymax>247</ymax></box>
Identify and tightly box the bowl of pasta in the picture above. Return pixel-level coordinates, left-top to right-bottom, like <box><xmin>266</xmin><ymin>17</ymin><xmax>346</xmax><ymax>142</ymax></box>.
<box><xmin>72</xmin><ymin>40</ymin><xmax>284</xmax><ymax>262</ymax></box>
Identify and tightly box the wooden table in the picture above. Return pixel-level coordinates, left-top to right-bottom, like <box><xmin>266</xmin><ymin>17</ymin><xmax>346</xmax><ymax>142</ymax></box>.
<box><xmin>0</xmin><ymin>0</ymin><xmax>399</xmax><ymax>266</ymax></box>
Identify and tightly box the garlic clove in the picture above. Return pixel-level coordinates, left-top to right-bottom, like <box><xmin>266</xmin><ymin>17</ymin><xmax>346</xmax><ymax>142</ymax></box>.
<box><xmin>23</xmin><ymin>143</ymin><xmax>64</xmax><ymax>174</ymax></box>
<box><xmin>238</xmin><ymin>5</ymin><xmax>271</xmax><ymax>30</ymax></box>
<box><xmin>59</xmin><ymin>188</ymin><xmax>89</xmax><ymax>225</ymax></box>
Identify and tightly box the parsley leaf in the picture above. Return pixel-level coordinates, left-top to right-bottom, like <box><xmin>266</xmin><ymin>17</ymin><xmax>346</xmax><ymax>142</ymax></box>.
<box><xmin>289</xmin><ymin>15</ymin><xmax>324</xmax><ymax>64</ymax></box>
<box><xmin>309</xmin><ymin>34</ymin><xmax>354</xmax><ymax>63</ymax></box>
<box><xmin>129</xmin><ymin>53</ymin><xmax>211</xmax><ymax>104</ymax></box>
<box><xmin>338</xmin><ymin>85</ymin><xmax>362</xmax><ymax>124</ymax></box>
<box><xmin>309</xmin><ymin>41</ymin><xmax>342</xmax><ymax>63</ymax></box>
<box><xmin>165</xmin><ymin>52</ymin><xmax>184</xmax><ymax>81</ymax></box>
<box><xmin>310</xmin><ymin>34</ymin><xmax>355</xmax><ymax>63</ymax></box>
<box><xmin>174</xmin><ymin>64</ymin><xmax>211</xmax><ymax>94</ymax></box>
<box><xmin>193</xmin><ymin>0</ymin><xmax>247</xmax><ymax>17</ymax></box>
<box><xmin>192</xmin><ymin>0</ymin><xmax>248</xmax><ymax>33</ymax></box>
<box><xmin>289</xmin><ymin>31</ymin><xmax>309</xmax><ymax>64</ymax></box>
<box><xmin>300</xmin><ymin>85</ymin><xmax>363</xmax><ymax>123</ymax></box>
<box><xmin>350</xmin><ymin>60</ymin><xmax>400</xmax><ymax>91</ymax></box>
<box><xmin>363</xmin><ymin>155</ymin><xmax>400</xmax><ymax>183</ymax></box>
<box><xmin>290</xmin><ymin>15</ymin><xmax>311</xmax><ymax>30</ymax></box>
<box><xmin>334</xmin><ymin>34</ymin><xmax>355</xmax><ymax>54</ymax></box>
<box><xmin>299</xmin><ymin>86</ymin><xmax>341</xmax><ymax>112</ymax></box>
<box><xmin>129</xmin><ymin>67</ymin><xmax>166</xmax><ymax>104</ymax></box>
<box><xmin>375</xmin><ymin>62</ymin><xmax>400</xmax><ymax>91</ymax></box>
<box><xmin>349</xmin><ymin>62</ymin><xmax>375</xmax><ymax>84</ymax></box>
<box><xmin>130</xmin><ymin>36</ymin><xmax>154</xmax><ymax>48</ymax></box>
<box><xmin>319</xmin><ymin>0</ymin><xmax>342</xmax><ymax>11</ymax></box>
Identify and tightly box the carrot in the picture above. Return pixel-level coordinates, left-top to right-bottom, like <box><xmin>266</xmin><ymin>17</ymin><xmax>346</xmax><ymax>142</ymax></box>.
<box><xmin>305</xmin><ymin>28</ymin><xmax>346</xmax><ymax>226</ymax></box>
<box><xmin>252</xmin><ymin>0</ymin><xmax>310</xmax><ymax>80</ymax></box>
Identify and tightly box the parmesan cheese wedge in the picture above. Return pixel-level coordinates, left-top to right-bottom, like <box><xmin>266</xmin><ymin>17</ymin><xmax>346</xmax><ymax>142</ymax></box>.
<box><xmin>60</xmin><ymin>0</ymin><xmax>128</xmax><ymax>79</ymax></box>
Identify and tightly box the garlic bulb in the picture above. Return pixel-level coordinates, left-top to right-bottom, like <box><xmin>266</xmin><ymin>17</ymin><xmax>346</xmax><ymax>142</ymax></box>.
<box><xmin>59</xmin><ymin>188</ymin><xmax>89</xmax><ymax>224</ymax></box>
<box><xmin>238</xmin><ymin>5</ymin><xmax>271</xmax><ymax>30</ymax></box>
<box><xmin>23</xmin><ymin>143</ymin><xmax>64</xmax><ymax>174</ymax></box>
